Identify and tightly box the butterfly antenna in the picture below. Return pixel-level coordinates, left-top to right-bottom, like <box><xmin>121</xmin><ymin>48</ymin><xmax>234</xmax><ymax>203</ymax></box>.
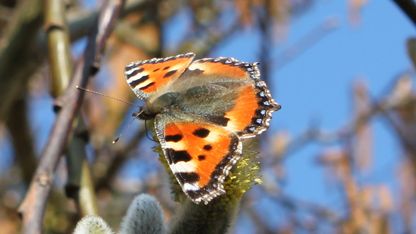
<box><xmin>76</xmin><ymin>85</ymin><xmax>134</xmax><ymax>105</ymax></box>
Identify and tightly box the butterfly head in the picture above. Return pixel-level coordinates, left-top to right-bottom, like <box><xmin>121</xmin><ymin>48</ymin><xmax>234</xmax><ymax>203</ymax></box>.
<box><xmin>133</xmin><ymin>107</ymin><xmax>154</xmax><ymax>120</ymax></box>
<box><xmin>134</xmin><ymin>92</ymin><xmax>181</xmax><ymax>120</ymax></box>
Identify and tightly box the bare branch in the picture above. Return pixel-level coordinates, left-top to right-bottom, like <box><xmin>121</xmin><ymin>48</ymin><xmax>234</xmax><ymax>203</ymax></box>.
<box><xmin>0</xmin><ymin>0</ymin><xmax>42</xmax><ymax>121</ymax></box>
<box><xmin>44</xmin><ymin>0</ymin><xmax>98</xmax><ymax>218</ymax></box>
<box><xmin>18</xmin><ymin>0</ymin><xmax>126</xmax><ymax>233</ymax></box>
<box><xmin>393</xmin><ymin>0</ymin><xmax>416</xmax><ymax>26</ymax></box>
<box><xmin>65</xmin><ymin>118</ymin><xmax>99</xmax><ymax>216</ymax></box>
<box><xmin>5</xmin><ymin>95</ymin><xmax>37</xmax><ymax>185</ymax></box>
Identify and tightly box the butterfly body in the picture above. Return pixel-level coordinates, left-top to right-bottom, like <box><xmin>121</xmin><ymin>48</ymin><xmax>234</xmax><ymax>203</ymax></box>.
<box><xmin>125</xmin><ymin>53</ymin><xmax>280</xmax><ymax>204</ymax></box>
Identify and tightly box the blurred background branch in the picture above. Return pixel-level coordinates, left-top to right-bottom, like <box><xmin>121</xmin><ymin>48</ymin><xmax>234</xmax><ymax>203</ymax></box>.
<box><xmin>393</xmin><ymin>0</ymin><xmax>416</xmax><ymax>26</ymax></box>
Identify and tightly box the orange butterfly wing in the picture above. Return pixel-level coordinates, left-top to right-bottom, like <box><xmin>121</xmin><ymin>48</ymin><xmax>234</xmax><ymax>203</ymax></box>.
<box><xmin>125</xmin><ymin>53</ymin><xmax>195</xmax><ymax>99</ymax></box>
<box><xmin>187</xmin><ymin>58</ymin><xmax>280</xmax><ymax>138</ymax></box>
<box><xmin>156</xmin><ymin>120</ymin><xmax>242</xmax><ymax>204</ymax></box>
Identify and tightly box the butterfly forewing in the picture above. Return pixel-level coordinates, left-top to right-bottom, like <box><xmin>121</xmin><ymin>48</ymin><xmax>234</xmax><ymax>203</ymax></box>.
<box><xmin>124</xmin><ymin>53</ymin><xmax>195</xmax><ymax>99</ymax></box>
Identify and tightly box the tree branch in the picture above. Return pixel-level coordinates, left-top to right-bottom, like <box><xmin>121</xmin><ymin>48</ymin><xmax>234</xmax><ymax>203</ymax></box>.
<box><xmin>45</xmin><ymin>0</ymin><xmax>72</xmax><ymax>97</ymax></box>
<box><xmin>18</xmin><ymin>0</ymin><xmax>125</xmax><ymax>233</ymax></box>
<box><xmin>0</xmin><ymin>0</ymin><xmax>43</xmax><ymax>121</ymax></box>
<box><xmin>44</xmin><ymin>0</ymin><xmax>98</xmax><ymax>218</ymax></box>
<box><xmin>393</xmin><ymin>0</ymin><xmax>416</xmax><ymax>26</ymax></box>
<box><xmin>5</xmin><ymin>94</ymin><xmax>37</xmax><ymax>185</ymax></box>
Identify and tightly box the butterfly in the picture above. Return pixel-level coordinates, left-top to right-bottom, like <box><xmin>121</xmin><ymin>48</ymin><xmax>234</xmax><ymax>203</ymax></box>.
<box><xmin>124</xmin><ymin>53</ymin><xmax>280</xmax><ymax>204</ymax></box>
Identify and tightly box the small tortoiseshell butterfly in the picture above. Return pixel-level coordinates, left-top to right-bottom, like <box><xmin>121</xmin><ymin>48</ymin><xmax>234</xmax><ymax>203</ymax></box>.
<box><xmin>124</xmin><ymin>53</ymin><xmax>280</xmax><ymax>204</ymax></box>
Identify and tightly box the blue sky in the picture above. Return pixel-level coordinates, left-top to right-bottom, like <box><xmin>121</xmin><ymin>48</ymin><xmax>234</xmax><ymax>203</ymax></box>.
<box><xmin>272</xmin><ymin>1</ymin><xmax>411</xmax><ymax>207</ymax></box>
<box><xmin>273</xmin><ymin>0</ymin><xmax>413</xmax><ymax>206</ymax></box>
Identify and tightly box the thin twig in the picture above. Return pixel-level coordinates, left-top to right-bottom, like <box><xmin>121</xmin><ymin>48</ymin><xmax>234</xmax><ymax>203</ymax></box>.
<box><xmin>274</xmin><ymin>73</ymin><xmax>416</xmax><ymax>163</ymax></box>
<box><xmin>67</xmin><ymin>0</ymin><xmax>149</xmax><ymax>42</ymax></box>
<box><xmin>18</xmin><ymin>0</ymin><xmax>125</xmax><ymax>233</ymax></box>
<box><xmin>258</xmin><ymin>0</ymin><xmax>273</xmax><ymax>85</ymax></box>
<box><xmin>266</xmin><ymin>189</ymin><xmax>339</xmax><ymax>224</ymax></box>
<box><xmin>65</xmin><ymin>117</ymin><xmax>99</xmax><ymax>216</ymax></box>
<box><xmin>393</xmin><ymin>0</ymin><xmax>416</xmax><ymax>26</ymax></box>
<box><xmin>175</xmin><ymin>20</ymin><xmax>240</xmax><ymax>57</ymax></box>
<box><xmin>273</xmin><ymin>17</ymin><xmax>339</xmax><ymax>70</ymax></box>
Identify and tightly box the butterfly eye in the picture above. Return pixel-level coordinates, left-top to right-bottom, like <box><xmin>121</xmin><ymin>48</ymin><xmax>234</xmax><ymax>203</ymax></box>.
<box><xmin>132</xmin><ymin>107</ymin><xmax>144</xmax><ymax>118</ymax></box>
<box><xmin>132</xmin><ymin>107</ymin><xmax>154</xmax><ymax>120</ymax></box>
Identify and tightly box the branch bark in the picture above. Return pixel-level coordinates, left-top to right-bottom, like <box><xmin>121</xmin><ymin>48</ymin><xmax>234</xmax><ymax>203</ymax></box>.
<box><xmin>66</xmin><ymin>124</ymin><xmax>99</xmax><ymax>216</ymax></box>
<box><xmin>5</xmin><ymin>94</ymin><xmax>37</xmax><ymax>185</ymax></box>
<box><xmin>18</xmin><ymin>0</ymin><xmax>125</xmax><ymax>233</ymax></box>
<box><xmin>0</xmin><ymin>0</ymin><xmax>43</xmax><ymax>121</ymax></box>
<box><xmin>0</xmin><ymin>0</ymin><xmax>147</xmax><ymax>123</ymax></box>
<box><xmin>45</xmin><ymin>0</ymin><xmax>72</xmax><ymax>97</ymax></box>
<box><xmin>393</xmin><ymin>0</ymin><xmax>416</xmax><ymax>26</ymax></box>
<box><xmin>45</xmin><ymin>0</ymin><xmax>99</xmax><ymax>218</ymax></box>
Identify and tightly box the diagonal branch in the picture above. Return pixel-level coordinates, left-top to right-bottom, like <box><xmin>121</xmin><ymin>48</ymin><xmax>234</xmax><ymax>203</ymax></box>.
<box><xmin>393</xmin><ymin>0</ymin><xmax>416</xmax><ymax>26</ymax></box>
<box><xmin>18</xmin><ymin>0</ymin><xmax>126</xmax><ymax>233</ymax></box>
<box><xmin>5</xmin><ymin>94</ymin><xmax>37</xmax><ymax>185</ymax></box>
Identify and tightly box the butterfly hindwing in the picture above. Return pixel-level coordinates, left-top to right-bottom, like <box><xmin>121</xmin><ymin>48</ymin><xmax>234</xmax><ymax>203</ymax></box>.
<box><xmin>224</xmin><ymin>81</ymin><xmax>279</xmax><ymax>137</ymax></box>
<box><xmin>124</xmin><ymin>53</ymin><xmax>195</xmax><ymax>99</ymax></box>
<box><xmin>155</xmin><ymin>116</ymin><xmax>242</xmax><ymax>204</ymax></box>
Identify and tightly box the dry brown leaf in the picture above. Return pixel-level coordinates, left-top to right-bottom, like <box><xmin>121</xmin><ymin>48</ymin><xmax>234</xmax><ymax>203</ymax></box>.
<box><xmin>272</xmin><ymin>131</ymin><xmax>290</xmax><ymax>157</ymax></box>
<box><xmin>378</xmin><ymin>185</ymin><xmax>393</xmax><ymax>213</ymax></box>
<box><xmin>348</xmin><ymin>0</ymin><xmax>368</xmax><ymax>25</ymax></box>
<box><xmin>234</xmin><ymin>0</ymin><xmax>254</xmax><ymax>26</ymax></box>
<box><xmin>353</xmin><ymin>80</ymin><xmax>373</xmax><ymax>171</ymax></box>
<box><xmin>397</xmin><ymin>161</ymin><xmax>415</xmax><ymax>232</ymax></box>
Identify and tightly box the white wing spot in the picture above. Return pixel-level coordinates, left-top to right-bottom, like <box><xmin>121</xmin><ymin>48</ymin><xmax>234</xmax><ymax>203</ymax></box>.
<box><xmin>171</xmin><ymin>161</ymin><xmax>197</xmax><ymax>173</ymax></box>
<box><xmin>183</xmin><ymin>183</ymin><xmax>200</xmax><ymax>191</ymax></box>
<box><xmin>165</xmin><ymin>141</ymin><xmax>186</xmax><ymax>151</ymax></box>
